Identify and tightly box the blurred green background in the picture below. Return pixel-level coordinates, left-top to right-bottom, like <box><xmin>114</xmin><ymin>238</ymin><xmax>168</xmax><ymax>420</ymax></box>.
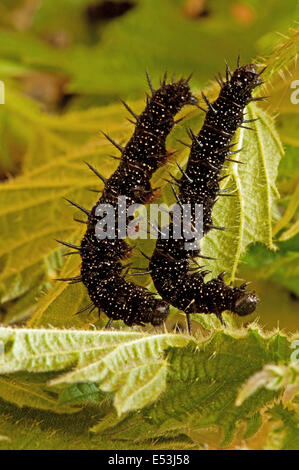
<box><xmin>0</xmin><ymin>0</ymin><xmax>297</xmax><ymax>99</ymax></box>
<box><xmin>0</xmin><ymin>0</ymin><xmax>298</xmax><ymax>333</ymax></box>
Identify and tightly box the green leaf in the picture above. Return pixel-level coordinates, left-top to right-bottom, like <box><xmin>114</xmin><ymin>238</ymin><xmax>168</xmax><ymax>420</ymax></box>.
<box><xmin>236</xmin><ymin>362</ymin><xmax>299</xmax><ymax>406</ymax></box>
<box><xmin>88</xmin><ymin>327</ymin><xmax>295</xmax><ymax>448</ymax></box>
<box><xmin>0</xmin><ymin>399</ymin><xmax>153</xmax><ymax>450</ymax></box>
<box><xmin>49</xmin><ymin>332</ymin><xmax>190</xmax><ymax>415</ymax></box>
<box><xmin>0</xmin><ymin>326</ymin><xmax>297</xmax><ymax>448</ymax></box>
<box><xmin>58</xmin><ymin>383</ymin><xmax>107</xmax><ymax>405</ymax></box>
<box><xmin>261</xmin><ymin>26</ymin><xmax>299</xmax><ymax>101</ymax></box>
<box><xmin>0</xmin><ymin>327</ymin><xmax>190</xmax><ymax>415</ymax></box>
<box><xmin>244</xmin><ymin>412</ymin><xmax>263</xmax><ymax>440</ymax></box>
<box><xmin>190</xmin><ymin>313</ymin><xmax>223</xmax><ymax>330</ymax></box>
<box><xmin>0</xmin><ymin>327</ymin><xmax>145</xmax><ymax>374</ymax></box>
<box><xmin>0</xmin><ymin>133</ymin><xmax>116</xmax><ymax>306</ymax></box>
<box><xmin>0</xmin><ymin>376</ymin><xmax>78</xmax><ymax>414</ymax></box>
<box><xmin>265</xmin><ymin>404</ymin><xmax>299</xmax><ymax>450</ymax></box>
<box><xmin>27</xmin><ymin>254</ymin><xmax>99</xmax><ymax>329</ymax></box>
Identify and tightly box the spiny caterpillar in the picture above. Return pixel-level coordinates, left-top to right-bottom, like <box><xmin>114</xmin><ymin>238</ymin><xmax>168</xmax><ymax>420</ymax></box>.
<box><xmin>149</xmin><ymin>60</ymin><xmax>265</xmax><ymax>332</ymax></box>
<box><xmin>57</xmin><ymin>74</ymin><xmax>197</xmax><ymax>327</ymax></box>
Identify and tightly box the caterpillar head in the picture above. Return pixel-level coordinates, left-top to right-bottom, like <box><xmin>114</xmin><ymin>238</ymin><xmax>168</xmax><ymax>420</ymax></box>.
<box><xmin>159</xmin><ymin>78</ymin><xmax>198</xmax><ymax>113</ymax></box>
<box><xmin>230</xmin><ymin>64</ymin><xmax>263</xmax><ymax>97</ymax></box>
<box><xmin>232</xmin><ymin>288</ymin><xmax>259</xmax><ymax>317</ymax></box>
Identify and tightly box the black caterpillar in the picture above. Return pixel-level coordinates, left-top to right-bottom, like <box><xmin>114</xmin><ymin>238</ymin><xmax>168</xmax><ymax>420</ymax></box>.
<box><xmin>57</xmin><ymin>74</ymin><xmax>197</xmax><ymax>327</ymax></box>
<box><xmin>149</xmin><ymin>61</ymin><xmax>265</xmax><ymax>331</ymax></box>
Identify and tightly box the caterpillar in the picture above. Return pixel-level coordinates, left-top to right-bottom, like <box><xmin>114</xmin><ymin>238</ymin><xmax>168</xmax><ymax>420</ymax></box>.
<box><xmin>149</xmin><ymin>60</ymin><xmax>265</xmax><ymax>332</ymax></box>
<box><xmin>57</xmin><ymin>74</ymin><xmax>197</xmax><ymax>327</ymax></box>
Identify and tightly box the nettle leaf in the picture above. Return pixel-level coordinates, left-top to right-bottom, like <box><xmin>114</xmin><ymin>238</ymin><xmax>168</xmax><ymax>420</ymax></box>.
<box><xmin>3</xmin><ymin>85</ymin><xmax>130</xmax><ymax>174</ymax></box>
<box><xmin>0</xmin><ymin>398</ymin><xmax>154</xmax><ymax>450</ymax></box>
<box><xmin>201</xmin><ymin>103</ymin><xmax>283</xmax><ymax>281</ymax></box>
<box><xmin>141</xmin><ymin>328</ymin><xmax>293</xmax><ymax>447</ymax></box>
<box><xmin>86</xmin><ymin>327</ymin><xmax>296</xmax><ymax>448</ymax></box>
<box><xmin>27</xmin><ymin>254</ymin><xmax>98</xmax><ymax>329</ymax></box>
<box><xmin>58</xmin><ymin>383</ymin><xmax>108</xmax><ymax>406</ymax></box>
<box><xmin>0</xmin><ymin>376</ymin><xmax>77</xmax><ymax>414</ymax></box>
<box><xmin>265</xmin><ymin>404</ymin><xmax>299</xmax><ymax>450</ymax></box>
<box><xmin>47</xmin><ymin>332</ymin><xmax>190</xmax><ymax>416</ymax></box>
<box><xmin>259</xmin><ymin>27</ymin><xmax>299</xmax><ymax>155</ymax></box>
<box><xmin>236</xmin><ymin>362</ymin><xmax>299</xmax><ymax>407</ymax></box>
<box><xmin>0</xmin><ymin>328</ymin><xmax>146</xmax><ymax>373</ymax></box>
<box><xmin>0</xmin><ymin>327</ymin><xmax>190</xmax><ymax>415</ymax></box>
<box><xmin>261</xmin><ymin>26</ymin><xmax>299</xmax><ymax>111</ymax></box>
<box><xmin>0</xmin><ymin>134</ymin><xmax>121</xmax><ymax>307</ymax></box>
<box><xmin>0</xmin><ymin>326</ymin><xmax>297</xmax><ymax>448</ymax></box>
